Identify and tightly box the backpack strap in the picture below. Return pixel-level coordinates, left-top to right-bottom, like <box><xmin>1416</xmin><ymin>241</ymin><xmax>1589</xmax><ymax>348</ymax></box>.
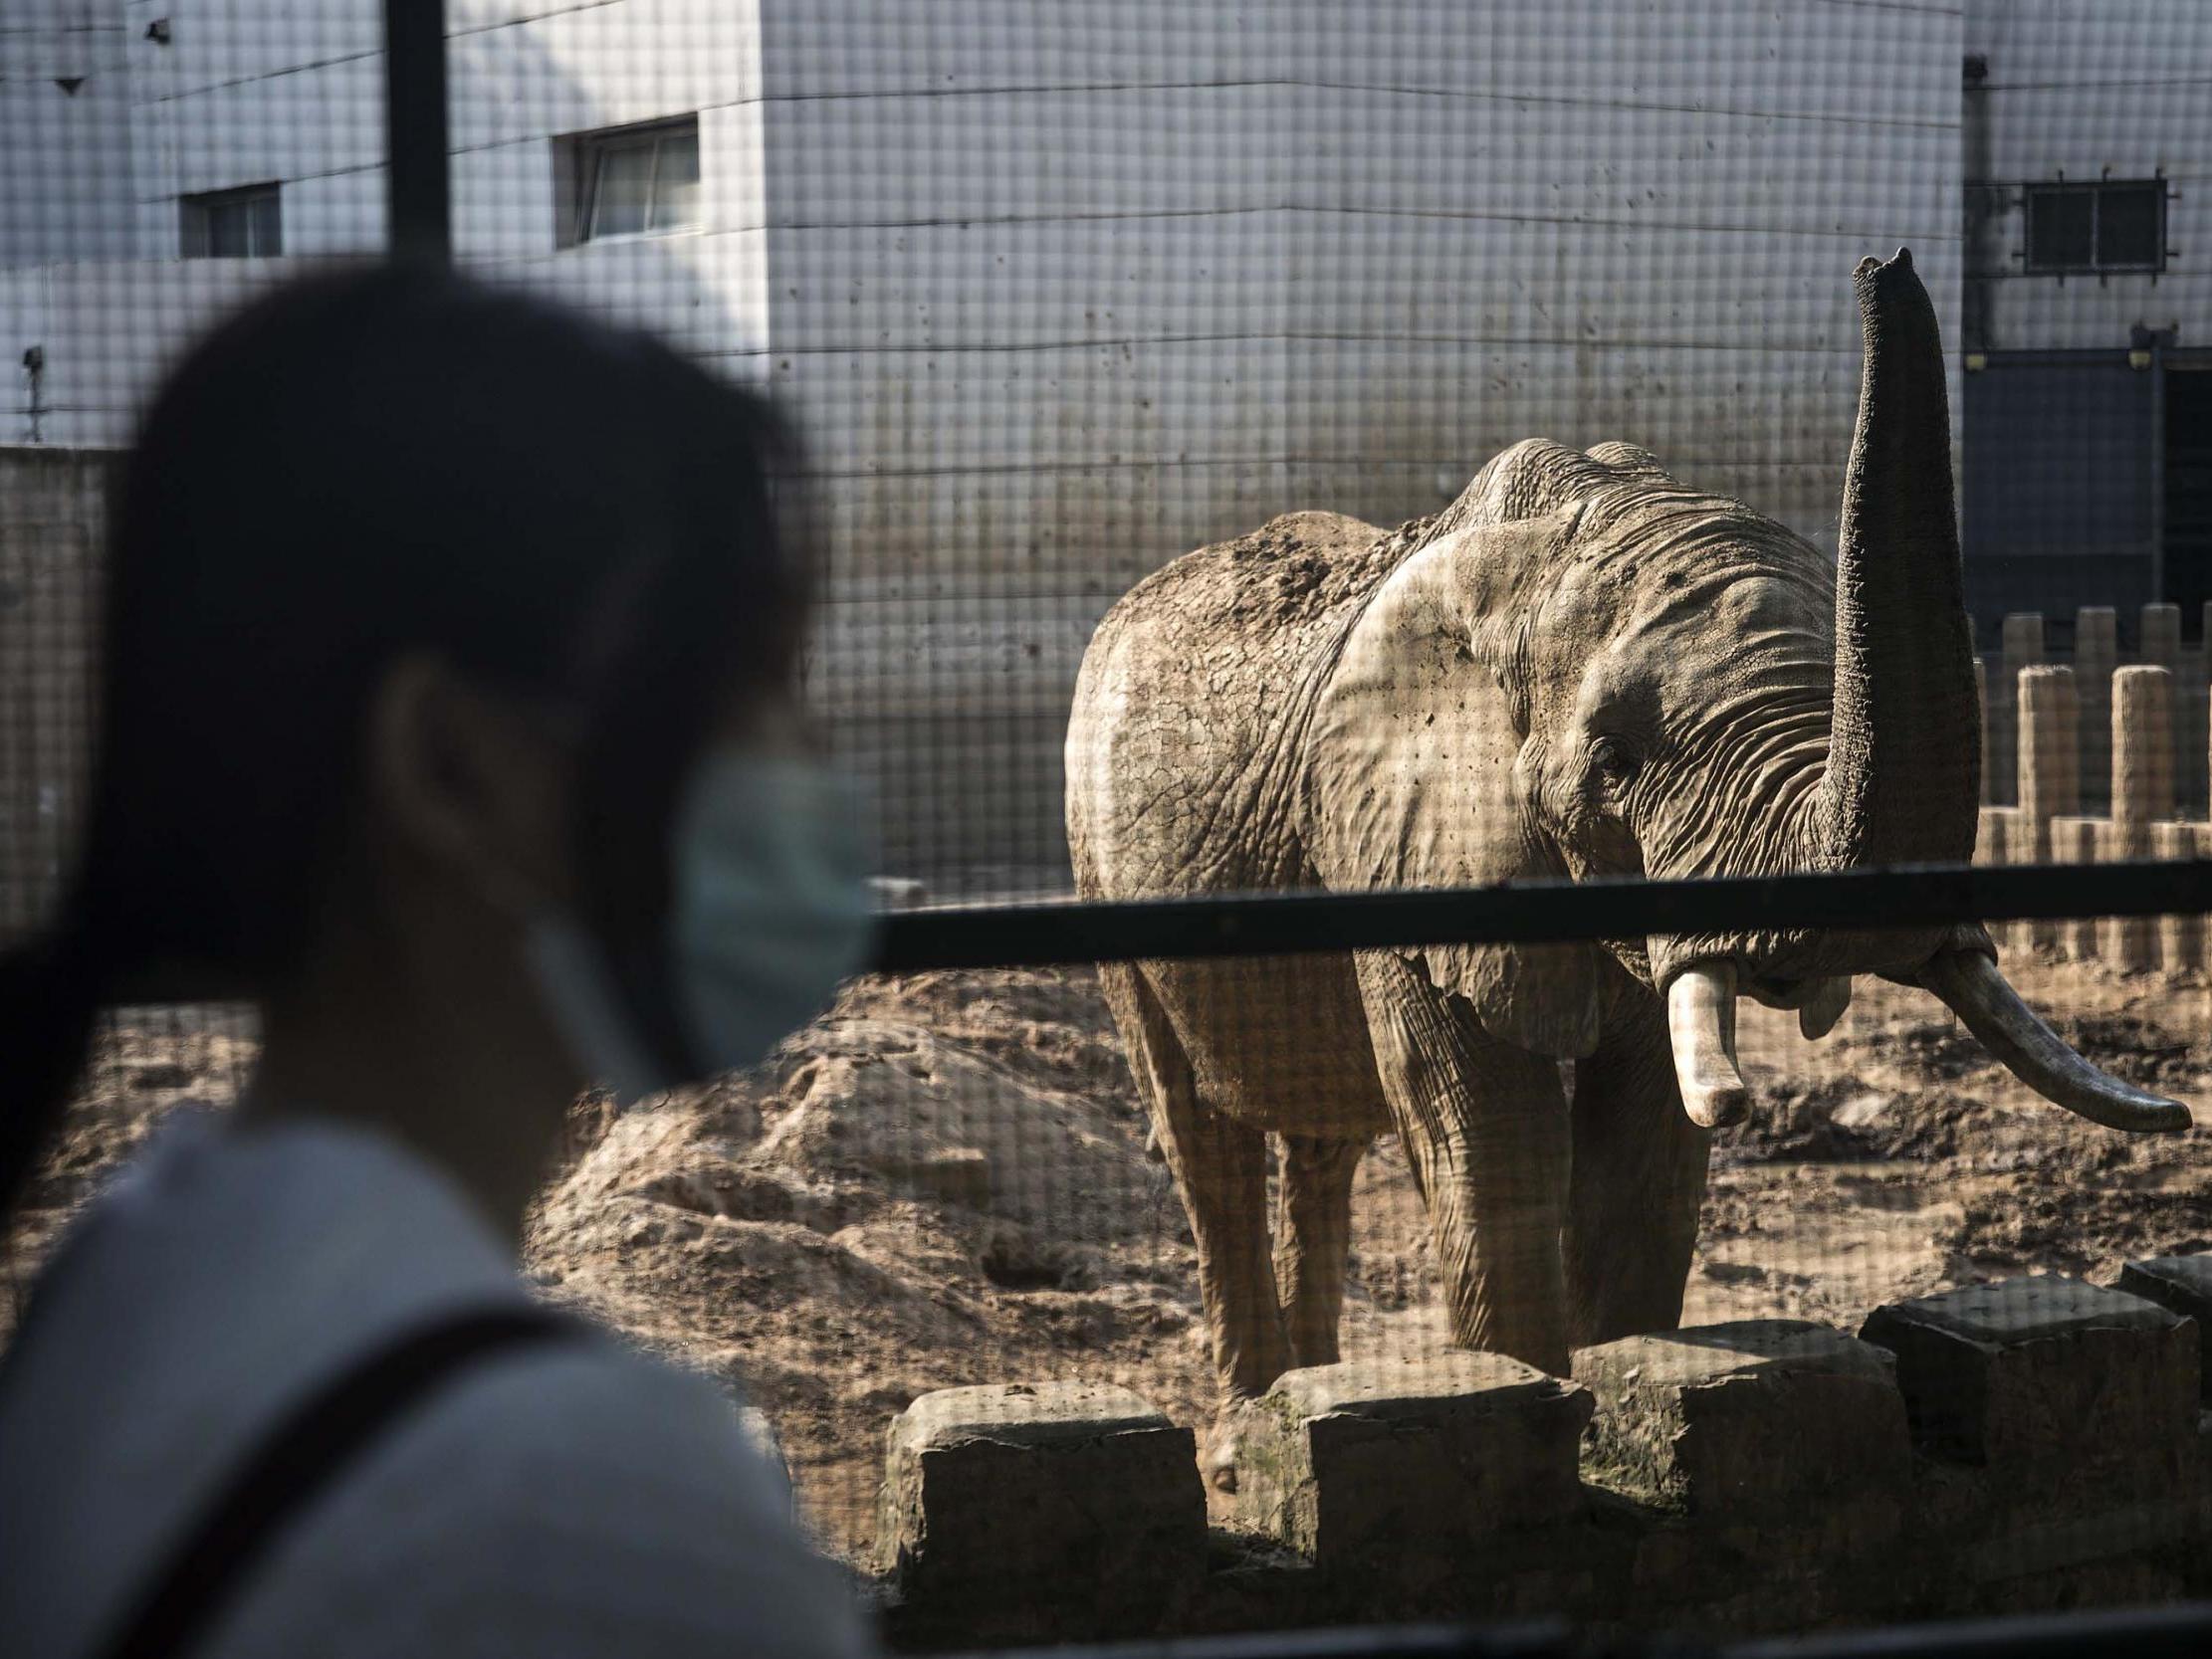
<box><xmin>96</xmin><ymin>1305</ymin><xmax>580</xmax><ymax>1659</ymax></box>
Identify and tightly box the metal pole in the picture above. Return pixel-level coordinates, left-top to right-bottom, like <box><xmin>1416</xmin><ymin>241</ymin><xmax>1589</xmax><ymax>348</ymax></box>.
<box><xmin>383</xmin><ymin>0</ymin><xmax>450</xmax><ymax>262</ymax></box>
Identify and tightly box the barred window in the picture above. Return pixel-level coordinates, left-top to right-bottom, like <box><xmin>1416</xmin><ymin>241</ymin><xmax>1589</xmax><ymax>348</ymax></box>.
<box><xmin>2025</xmin><ymin>180</ymin><xmax>2166</xmax><ymax>274</ymax></box>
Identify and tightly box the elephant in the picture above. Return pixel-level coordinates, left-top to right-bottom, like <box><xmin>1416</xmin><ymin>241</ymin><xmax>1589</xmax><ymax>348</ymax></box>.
<box><xmin>1062</xmin><ymin>251</ymin><xmax>2192</xmax><ymax>1490</ymax></box>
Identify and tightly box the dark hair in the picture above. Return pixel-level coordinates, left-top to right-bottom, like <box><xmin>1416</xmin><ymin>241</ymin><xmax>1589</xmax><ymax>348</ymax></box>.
<box><xmin>0</xmin><ymin>263</ymin><xmax>807</xmax><ymax>1215</ymax></box>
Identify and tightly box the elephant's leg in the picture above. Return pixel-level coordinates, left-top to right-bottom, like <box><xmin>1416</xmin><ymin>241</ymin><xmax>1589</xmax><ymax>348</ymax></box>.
<box><xmin>1272</xmin><ymin>1134</ymin><xmax>1364</xmax><ymax>1370</ymax></box>
<box><xmin>1352</xmin><ymin>949</ymin><xmax>1573</xmax><ymax>1375</ymax></box>
<box><xmin>1098</xmin><ymin>964</ymin><xmax>1288</xmax><ymax>1487</ymax></box>
<box><xmin>1563</xmin><ymin>989</ymin><xmax>1711</xmax><ymax>1351</ymax></box>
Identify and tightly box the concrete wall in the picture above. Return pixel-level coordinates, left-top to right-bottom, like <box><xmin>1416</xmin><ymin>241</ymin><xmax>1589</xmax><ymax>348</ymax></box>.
<box><xmin>6</xmin><ymin>1</ymin><xmax>1965</xmax><ymax>886</ymax></box>
<box><xmin>0</xmin><ymin>449</ymin><xmax>111</xmax><ymax>940</ymax></box>
<box><xmin>763</xmin><ymin>0</ymin><xmax>1963</xmax><ymax>881</ymax></box>
<box><xmin>1965</xmin><ymin>0</ymin><xmax>2212</xmax><ymax>353</ymax></box>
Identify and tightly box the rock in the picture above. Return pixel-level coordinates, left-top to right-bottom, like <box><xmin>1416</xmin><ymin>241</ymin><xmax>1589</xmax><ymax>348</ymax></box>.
<box><xmin>2117</xmin><ymin>1254</ymin><xmax>2212</xmax><ymax>1398</ymax></box>
<box><xmin>1831</xmin><ymin>1091</ymin><xmax>1893</xmax><ymax>1131</ymax></box>
<box><xmin>879</xmin><ymin>1382</ymin><xmax>1205</xmax><ymax>1628</ymax></box>
<box><xmin>1229</xmin><ymin>1351</ymin><xmax>1592</xmax><ymax>1569</ymax></box>
<box><xmin>1861</xmin><ymin>1278</ymin><xmax>2198</xmax><ymax>1481</ymax></box>
<box><xmin>1574</xmin><ymin>1321</ymin><xmax>1909</xmax><ymax>1520</ymax></box>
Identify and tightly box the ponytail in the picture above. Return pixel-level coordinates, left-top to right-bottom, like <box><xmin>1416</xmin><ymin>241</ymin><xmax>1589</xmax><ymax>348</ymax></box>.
<box><xmin>0</xmin><ymin>911</ymin><xmax>108</xmax><ymax>1221</ymax></box>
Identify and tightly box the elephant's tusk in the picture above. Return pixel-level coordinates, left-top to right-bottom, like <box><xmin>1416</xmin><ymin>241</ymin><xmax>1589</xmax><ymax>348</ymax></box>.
<box><xmin>1798</xmin><ymin>976</ymin><xmax>1854</xmax><ymax>1041</ymax></box>
<box><xmin>1919</xmin><ymin>948</ymin><xmax>2192</xmax><ymax>1134</ymax></box>
<box><xmin>1665</xmin><ymin>962</ymin><xmax>1749</xmax><ymax>1130</ymax></box>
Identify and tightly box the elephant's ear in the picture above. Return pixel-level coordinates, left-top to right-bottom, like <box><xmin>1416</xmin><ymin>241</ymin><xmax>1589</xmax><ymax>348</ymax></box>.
<box><xmin>1302</xmin><ymin>507</ymin><xmax>1607</xmax><ymax>1059</ymax></box>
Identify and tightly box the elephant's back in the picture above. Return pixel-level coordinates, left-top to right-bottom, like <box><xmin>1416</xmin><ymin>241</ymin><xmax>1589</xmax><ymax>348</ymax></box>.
<box><xmin>1067</xmin><ymin>510</ymin><xmax>1419</xmax><ymax>900</ymax></box>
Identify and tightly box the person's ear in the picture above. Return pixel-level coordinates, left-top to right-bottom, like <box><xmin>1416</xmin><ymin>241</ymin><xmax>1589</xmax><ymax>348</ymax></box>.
<box><xmin>363</xmin><ymin>654</ymin><xmax>576</xmax><ymax>918</ymax></box>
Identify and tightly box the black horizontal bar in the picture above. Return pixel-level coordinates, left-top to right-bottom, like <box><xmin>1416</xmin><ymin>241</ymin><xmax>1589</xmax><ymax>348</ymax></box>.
<box><xmin>873</xmin><ymin>859</ymin><xmax>2212</xmax><ymax>972</ymax></box>
<box><xmin>952</xmin><ymin>1603</ymin><xmax>2212</xmax><ymax>1659</ymax></box>
<box><xmin>944</xmin><ymin>1625</ymin><xmax>1558</xmax><ymax>1659</ymax></box>
<box><xmin>104</xmin><ymin>859</ymin><xmax>2212</xmax><ymax>1005</ymax></box>
<box><xmin>1732</xmin><ymin>1602</ymin><xmax>2212</xmax><ymax>1659</ymax></box>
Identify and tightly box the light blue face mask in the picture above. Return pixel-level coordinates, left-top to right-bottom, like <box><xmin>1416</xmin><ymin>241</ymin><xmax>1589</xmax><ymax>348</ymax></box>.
<box><xmin>524</xmin><ymin>748</ymin><xmax>880</xmax><ymax>1100</ymax></box>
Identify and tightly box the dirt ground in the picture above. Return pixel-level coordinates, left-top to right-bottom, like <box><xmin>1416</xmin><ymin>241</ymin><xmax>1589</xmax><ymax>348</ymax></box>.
<box><xmin>9</xmin><ymin>950</ymin><xmax>2211</xmax><ymax>1567</ymax></box>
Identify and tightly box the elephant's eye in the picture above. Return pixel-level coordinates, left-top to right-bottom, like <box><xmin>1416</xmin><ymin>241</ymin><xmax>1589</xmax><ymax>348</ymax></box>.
<box><xmin>1590</xmin><ymin>735</ymin><xmax>1640</xmax><ymax>788</ymax></box>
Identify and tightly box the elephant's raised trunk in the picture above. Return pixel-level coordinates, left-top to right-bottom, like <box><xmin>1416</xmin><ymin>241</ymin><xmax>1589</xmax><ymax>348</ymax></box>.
<box><xmin>1658</xmin><ymin>252</ymin><xmax>2191</xmax><ymax>1141</ymax></box>
<box><xmin>1813</xmin><ymin>249</ymin><xmax>1982</xmax><ymax>869</ymax></box>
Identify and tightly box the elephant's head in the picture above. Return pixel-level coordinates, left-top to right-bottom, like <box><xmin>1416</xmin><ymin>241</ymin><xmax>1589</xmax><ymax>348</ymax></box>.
<box><xmin>1307</xmin><ymin>250</ymin><xmax>2189</xmax><ymax>1137</ymax></box>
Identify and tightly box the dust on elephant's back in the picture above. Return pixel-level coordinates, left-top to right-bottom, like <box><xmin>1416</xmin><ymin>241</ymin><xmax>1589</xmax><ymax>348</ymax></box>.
<box><xmin>1066</xmin><ymin>509</ymin><xmax>1422</xmax><ymax>903</ymax></box>
<box><xmin>1067</xmin><ymin>509</ymin><xmax>1423</xmax><ymax>1136</ymax></box>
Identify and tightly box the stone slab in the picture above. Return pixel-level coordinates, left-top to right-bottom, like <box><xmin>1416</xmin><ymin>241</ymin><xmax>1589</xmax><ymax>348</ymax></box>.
<box><xmin>2117</xmin><ymin>1254</ymin><xmax>2212</xmax><ymax>1398</ymax></box>
<box><xmin>879</xmin><ymin>1381</ymin><xmax>1205</xmax><ymax>1619</ymax></box>
<box><xmin>1861</xmin><ymin>1278</ymin><xmax>2198</xmax><ymax>1474</ymax></box>
<box><xmin>1230</xmin><ymin>1351</ymin><xmax>1592</xmax><ymax>1569</ymax></box>
<box><xmin>1573</xmin><ymin>1320</ymin><xmax>1909</xmax><ymax>1519</ymax></box>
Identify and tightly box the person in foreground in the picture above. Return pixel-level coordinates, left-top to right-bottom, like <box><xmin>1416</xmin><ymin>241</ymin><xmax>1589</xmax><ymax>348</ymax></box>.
<box><xmin>0</xmin><ymin>267</ymin><xmax>880</xmax><ymax>1658</ymax></box>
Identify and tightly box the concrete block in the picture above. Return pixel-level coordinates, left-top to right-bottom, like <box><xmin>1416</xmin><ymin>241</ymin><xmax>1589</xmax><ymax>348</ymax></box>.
<box><xmin>1574</xmin><ymin>1320</ymin><xmax>1909</xmax><ymax>1517</ymax></box>
<box><xmin>1990</xmin><ymin>615</ymin><xmax>2044</xmax><ymax>807</ymax></box>
<box><xmin>2152</xmin><ymin>823</ymin><xmax>2206</xmax><ymax>971</ymax></box>
<box><xmin>2016</xmin><ymin>666</ymin><xmax>2081</xmax><ymax>858</ymax></box>
<box><xmin>2142</xmin><ymin>602</ymin><xmax>2183</xmax><ymax>672</ymax></box>
<box><xmin>2111</xmin><ymin>666</ymin><xmax>2178</xmax><ymax>834</ymax></box>
<box><xmin>1975</xmin><ymin>656</ymin><xmax>1992</xmax><ymax>805</ymax></box>
<box><xmin>2103</xmin><ymin>667</ymin><xmax>2177</xmax><ymax>966</ymax></box>
<box><xmin>1974</xmin><ymin>805</ymin><xmax>2021</xmax><ymax>865</ymax></box>
<box><xmin>2001</xmin><ymin>612</ymin><xmax>2046</xmax><ymax>677</ymax></box>
<box><xmin>2117</xmin><ymin>1254</ymin><xmax>2212</xmax><ymax>1396</ymax></box>
<box><xmin>2076</xmin><ymin>606</ymin><xmax>2117</xmax><ymax>813</ymax></box>
<box><xmin>879</xmin><ymin>1382</ymin><xmax>1205</xmax><ymax>1612</ymax></box>
<box><xmin>2047</xmin><ymin>816</ymin><xmax>2103</xmax><ymax>958</ymax></box>
<box><xmin>1230</xmin><ymin>1351</ymin><xmax>1591</xmax><ymax>1568</ymax></box>
<box><xmin>1974</xmin><ymin>806</ymin><xmax>2022</xmax><ymax>950</ymax></box>
<box><xmin>1861</xmin><ymin>1278</ymin><xmax>2199</xmax><ymax>1477</ymax></box>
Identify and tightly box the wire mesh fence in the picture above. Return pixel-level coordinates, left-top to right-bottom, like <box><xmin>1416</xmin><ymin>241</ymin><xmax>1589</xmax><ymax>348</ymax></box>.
<box><xmin>7</xmin><ymin>0</ymin><xmax>2212</xmax><ymax>1649</ymax></box>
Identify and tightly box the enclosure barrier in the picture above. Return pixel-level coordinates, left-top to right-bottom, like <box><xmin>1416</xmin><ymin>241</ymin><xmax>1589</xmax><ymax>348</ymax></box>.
<box><xmin>874</xmin><ymin>1261</ymin><xmax>2212</xmax><ymax>1649</ymax></box>
<box><xmin>874</xmin><ymin>861</ymin><xmax>2212</xmax><ymax>974</ymax></box>
<box><xmin>1957</xmin><ymin>603</ymin><xmax>2212</xmax><ymax>970</ymax></box>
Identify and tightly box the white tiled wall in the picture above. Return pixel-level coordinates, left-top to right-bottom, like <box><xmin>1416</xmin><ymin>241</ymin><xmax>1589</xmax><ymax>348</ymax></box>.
<box><xmin>5</xmin><ymin>0</ymin><xmax>1966</xmax><ymax>878</ymax></box>
<box><xmin>757</xmin><ymin>1</ymin><xmax>1961</xmax><ymax>872</ymax></box>
<box><xmin>2</xmin><ymin>0</ymin><xmax>141</xmax><ymax>265</ymax></box>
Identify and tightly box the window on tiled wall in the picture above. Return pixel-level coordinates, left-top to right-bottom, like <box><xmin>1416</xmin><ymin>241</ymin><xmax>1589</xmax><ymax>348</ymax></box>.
<box><xmin>180</xmin><ymin>183</ymin><xmax>283</xmax><ymax>258</ymax></box>
<box><xmin>553</xmin><ymin>116</ymin><xmax>701</xmax><ymax>249</ymax></box>
<box><xmin>2024</xmin><ymin>180</ymin><xmax>2166</xmax><ymax>275</ymax></box>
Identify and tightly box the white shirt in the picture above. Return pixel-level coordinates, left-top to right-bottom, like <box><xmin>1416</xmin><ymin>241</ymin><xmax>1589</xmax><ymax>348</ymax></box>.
<box><xmin>0</xmin><ymin>1111</ymin><xmax>873</xmax><ymax>1659</ymax></box>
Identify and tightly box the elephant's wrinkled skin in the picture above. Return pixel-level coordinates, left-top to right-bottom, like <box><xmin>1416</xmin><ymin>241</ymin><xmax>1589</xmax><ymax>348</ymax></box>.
<box><xmin>1064</xmin><ymin>253</ymin><xmax>2191</xmax><ymax>1491</ymax></box>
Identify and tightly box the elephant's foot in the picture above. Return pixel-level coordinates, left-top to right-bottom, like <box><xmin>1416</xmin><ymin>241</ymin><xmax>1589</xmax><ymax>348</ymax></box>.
<box><xmin>1203</xmin><ymin>1397</ymin><xmax>1272</xmax><ymax>1494</ymax></box>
